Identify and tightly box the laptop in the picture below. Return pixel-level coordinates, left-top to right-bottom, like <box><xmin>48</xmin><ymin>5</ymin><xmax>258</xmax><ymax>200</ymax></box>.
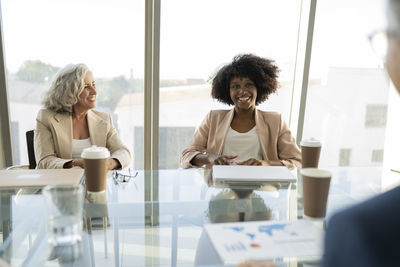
<box><xmin>0</xmin><ymin>169</ymin><xmax>84</xmax><ymax>188</ymax></box>
<box><xmin>212</xmin><ymin>165</ymin><xmax>296</xmax><ymax>184</ymax></box>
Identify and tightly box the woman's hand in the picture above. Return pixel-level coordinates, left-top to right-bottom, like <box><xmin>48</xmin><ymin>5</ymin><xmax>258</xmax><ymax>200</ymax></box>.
<box><xmin>191</xmin><ymin>153</ymin><xmax>238</xmax><ymax>167</ymax></box>
<box><xmin>107</xmin><ymin>158</ymin><xmax>121</xmax><ymax>170</ymax></box>
<box><xmin>64</xmin><ymin>158</ymin><xmax>120</xmax><ymax>170</ymax></box>
<box><xmin>63</xmin><ymin>159</ymin><xmax>84</xmax><ymax>168</ymax></box>
<box><xmin>73</xmin><ymin>159</ymin><xmax>85</xmax><ymax>168</ymax></box>
<box><xmin>236</xmin><ymin>158</ymin><xmax>262</xmax><ymax>166</ymax></box>
<box><xmin>236</xmin><ymin>159</ymin><xmax>283</xmax><ymax>166</ymax></box>
<box><xmin>208</xmin><ymin>154</ymin><xmax>238</xmax><ymax>165</ymax></box>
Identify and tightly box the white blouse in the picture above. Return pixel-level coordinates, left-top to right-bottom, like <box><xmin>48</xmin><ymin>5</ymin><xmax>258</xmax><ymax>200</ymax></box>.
<box><xmin>222</xmin><ymin>126</ymin><xmax>263</xmax><ymax>163</ymax></box>
<box><xmin>72</xmin><ymin>138</ymin><xmax>92</xmax><ymax>159</ymax></box>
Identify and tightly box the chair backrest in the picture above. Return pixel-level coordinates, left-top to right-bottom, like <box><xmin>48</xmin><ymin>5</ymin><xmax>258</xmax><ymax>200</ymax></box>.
<box><xmin>26</xmin><ymin>130</ymin><xmax>36</xmax><ymax>169</ymax></box>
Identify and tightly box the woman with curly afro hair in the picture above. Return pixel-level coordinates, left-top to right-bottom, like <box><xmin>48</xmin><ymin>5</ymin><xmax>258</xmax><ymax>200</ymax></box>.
<box><xmin>181</xmin><ymin>54</ymin><xmax>301</xmax><ymax>169</ymax></box>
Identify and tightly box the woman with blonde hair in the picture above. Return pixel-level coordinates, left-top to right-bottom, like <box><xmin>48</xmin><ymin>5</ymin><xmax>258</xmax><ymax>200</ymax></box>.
<box><xmin>34</xmin><ymin>63</ymin><xmax>131</xmax><ymax>169</ymax></box>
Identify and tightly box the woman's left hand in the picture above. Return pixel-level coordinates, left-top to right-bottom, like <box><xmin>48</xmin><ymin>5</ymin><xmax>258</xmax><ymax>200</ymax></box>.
<box><xmin>235</xmin><ymin>158</ymin><xmax>262</xmax><ymax>166</ymax></box>
<box><xmin>107</xmin><ymin>158</ymin><xmax>121</xmax><ymax>170</ymax></box>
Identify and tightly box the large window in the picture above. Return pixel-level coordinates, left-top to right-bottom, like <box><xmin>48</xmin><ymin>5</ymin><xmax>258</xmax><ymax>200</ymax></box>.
<box><xmin>302</xmin><ymin>0</ymin><xmax>388</xmax><ymax>167</ymax></box>
<box><xmin>158</xmin><ymin>0</ymin><xmax>302</xmax><ymax>169</ymax></box>
<box><xmin>2</xmin><ymin>0</ymin><xmax>392</xmax><ymax>171</ymax></box>
<box><xmin>2</xmin><ymin>0</ymin><xmax>144</xmax><ymax>168</ymax></box>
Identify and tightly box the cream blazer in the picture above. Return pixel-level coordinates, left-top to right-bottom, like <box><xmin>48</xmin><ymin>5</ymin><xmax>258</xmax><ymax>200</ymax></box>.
<box><xmin>181</xmin><ymin>109</ymin><xmax>301</xmax><ymax>169</ymax></box>
<box><xmin>34</xmin><ymin>108</ymin><xmax>131</xmax><ymax>169</ymax></box>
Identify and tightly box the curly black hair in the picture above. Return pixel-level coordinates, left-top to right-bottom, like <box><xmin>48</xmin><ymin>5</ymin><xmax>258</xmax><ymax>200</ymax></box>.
<box><xmin>211</xmin><ymin>54</ymin><xmax>280</xmax><ymax>106</ymax></box>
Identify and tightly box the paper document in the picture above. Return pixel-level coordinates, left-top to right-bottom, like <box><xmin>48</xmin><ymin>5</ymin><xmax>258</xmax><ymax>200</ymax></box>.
<box><xmin>212</xmin><ymin>165</ymin><xmax>296</xmax><ymax>184</ymax></box>
<box><xmin>205</xmin><ymin>220</ymin><xmax>323</xmax><ymax>263</ymax></box>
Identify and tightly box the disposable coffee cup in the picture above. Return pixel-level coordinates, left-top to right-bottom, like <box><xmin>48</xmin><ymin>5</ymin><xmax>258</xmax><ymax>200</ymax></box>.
<box><xmin>301</xmin><ymin>138</ymin><xmax>321</xmax><ymax>168</ymax></box>
<box><xmin>81</xmin><ymin>146</ymin><xmax>110</xmax><ymax>192</ymax></box>
<box><xmin>301</xmin><ymin>168</ymin><xmax>331</xmax><ymax>218</ymax></box>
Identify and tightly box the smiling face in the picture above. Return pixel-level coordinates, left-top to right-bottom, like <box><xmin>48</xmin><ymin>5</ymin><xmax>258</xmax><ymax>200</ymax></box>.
<box><xmin>75</xmin><ymin>71</ymin><xmax>97</xmax><ymax>112</ymax></box>
<box><xmin>229</xmin><ymin>76</ymin><xmax>257</xmax><ymax>111</ymax></box>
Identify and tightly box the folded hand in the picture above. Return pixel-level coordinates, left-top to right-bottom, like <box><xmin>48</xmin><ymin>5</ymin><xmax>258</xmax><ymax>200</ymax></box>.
<box><xmin>209</xmin><ymin>154</ymin><xmax>238</xmax><ymax>165</ymax></box>
<box><xmin>236</xmin><ymin>158</ymin><xmax>262</xmax><ymax>166</ymax></box>
<box><xmin>107</xmin><ymin>158</ymin><xmax>121</xmax><ymax>170</ymax></box>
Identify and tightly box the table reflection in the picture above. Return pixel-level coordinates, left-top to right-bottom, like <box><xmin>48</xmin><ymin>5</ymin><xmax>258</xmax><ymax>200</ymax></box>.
<box><xmin>206</xmin><ymin>189</ymin><xmax>273</xmax><ymax>223</ymax></box>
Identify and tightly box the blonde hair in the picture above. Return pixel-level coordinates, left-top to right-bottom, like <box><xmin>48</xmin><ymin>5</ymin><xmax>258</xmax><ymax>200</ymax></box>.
<box><xmin>43</xmin><ymin>63</ymin><xmax>89</xmax><ymax>113</ymax></box>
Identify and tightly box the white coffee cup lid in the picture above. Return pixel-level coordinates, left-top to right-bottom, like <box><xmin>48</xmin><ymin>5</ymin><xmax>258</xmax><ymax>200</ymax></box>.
<box><xmin>300</xmin><ymin>168</ymin><xmax>331</xmax><ymax>178</ymax></box>
<box><xmin>81</xmin><ymin>145</ymin><xmax>110</xmax><ymax>159</ymax></box>
<box><xmin>300</xmin><ymin>138</ymin><xmax>321</xmax><ymax>147</ymax></box>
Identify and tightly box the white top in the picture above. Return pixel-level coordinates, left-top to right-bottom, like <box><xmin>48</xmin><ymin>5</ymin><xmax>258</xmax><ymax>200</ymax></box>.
<box><xmin>222</xmin><ymin>126</ymin><xmax>263</xmax><ymax>163</ymax></box>
<box><xmin>72</xmin><ymin>138</ymin><xmax>92</xmax><ymax>159</ymax></box>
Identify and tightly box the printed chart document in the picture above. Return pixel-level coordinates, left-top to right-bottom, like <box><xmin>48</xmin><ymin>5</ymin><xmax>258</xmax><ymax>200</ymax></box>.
<box><xmin>212</xmin><ymin>165</ymin><xmax>296</xmax><ymax>184</ymax></box>
<box><xmin>204</xmin><ymin>220</ymin><xmax>323</xmax><ymax>264</ymax></box>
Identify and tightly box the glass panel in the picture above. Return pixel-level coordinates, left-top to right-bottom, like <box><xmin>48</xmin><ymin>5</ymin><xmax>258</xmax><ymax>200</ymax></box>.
<box><xmin>303</xmin><ymin>0</ymin><xmax>388</xmax><ymax>168</ymax></box>
<box><xmin>159</xmin><ymin>0</ymin><xmax>302</xmax><ymax>169</ymax></box>
<box><xmin>1</xmin><ymin>0</ymin><xmax>144</xmax><ymax>168</ymax></box>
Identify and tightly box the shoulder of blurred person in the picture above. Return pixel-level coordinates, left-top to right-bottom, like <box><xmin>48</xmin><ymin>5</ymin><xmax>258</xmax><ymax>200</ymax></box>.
<box><xmin>323</xmin><ymin>186</ymin><xmax>400</xmax><ymax>267</ymax></box>
<box><xmin>323</xmin><ymin>1</ymin><xmax>400</xmax><ymax>266</ymax></box>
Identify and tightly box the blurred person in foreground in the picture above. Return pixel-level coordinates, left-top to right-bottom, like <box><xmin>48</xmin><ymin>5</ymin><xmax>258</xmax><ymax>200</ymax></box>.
<box><xmin>34</xmin><ymin>63</ymin><xmax>131</xmax><ymax>169</ymax></box>
<box><xmin>323</xmin><ymin>0</ymin><xmax>400</xmax><ymax>266</ymax></box>
<box><xmin>181</xmin><ymin>54</ymin><xmax>301</xmax><ymax>169</ymax></box>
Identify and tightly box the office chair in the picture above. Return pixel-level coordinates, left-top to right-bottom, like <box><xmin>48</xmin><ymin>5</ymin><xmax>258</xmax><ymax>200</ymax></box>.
<box><xmin>26</xmin><ymin>130</ymin><xmax>36</xmax><ymax>169</ymax></box>
<box><xmin>5</xmin><ymin>130</ymin><xmax>36</xmax><ymax>170</ymax></box>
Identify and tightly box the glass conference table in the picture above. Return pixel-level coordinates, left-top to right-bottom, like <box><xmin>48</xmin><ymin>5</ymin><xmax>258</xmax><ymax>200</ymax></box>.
<box><xmin>0</xmin><ymin>166</ymin><xmax>385</xmax><ymax>266</ymax></box>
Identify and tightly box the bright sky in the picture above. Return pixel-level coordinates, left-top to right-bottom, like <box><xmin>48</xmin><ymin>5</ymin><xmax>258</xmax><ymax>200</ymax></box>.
<box><xmin>1</xmin><ymin>0</ymin><xmax>385</xmax><ymax>80</ymax></box>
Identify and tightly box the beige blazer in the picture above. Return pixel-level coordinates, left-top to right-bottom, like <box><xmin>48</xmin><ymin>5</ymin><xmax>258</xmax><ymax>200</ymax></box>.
<box><xmin>34</xmin><ymin>108</ymin><xmax>131</xmax><ymax>169</ymax></box>
<box><xmin>181</xmin><ymin>109</ymin><xmax>301</xmax><ymax>169</ymax></box>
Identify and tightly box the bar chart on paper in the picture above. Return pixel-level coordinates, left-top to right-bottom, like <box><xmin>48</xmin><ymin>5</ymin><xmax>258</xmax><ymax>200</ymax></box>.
<box><xmin>204</xmin><ymin>220</ymin><xmax>323</xmax><ymax>263</ymax></box>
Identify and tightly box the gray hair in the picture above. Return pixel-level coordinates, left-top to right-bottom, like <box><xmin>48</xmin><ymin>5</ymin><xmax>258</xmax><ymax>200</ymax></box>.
<box><xmin>387</xmin><ymin>0</ymin><xmax>400</xmax><ymax>32</ymax></box>
<box><xmin>43</xmin><ymin>63</ymin><xmax>89</xmax><ymax>114</ymax></box>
